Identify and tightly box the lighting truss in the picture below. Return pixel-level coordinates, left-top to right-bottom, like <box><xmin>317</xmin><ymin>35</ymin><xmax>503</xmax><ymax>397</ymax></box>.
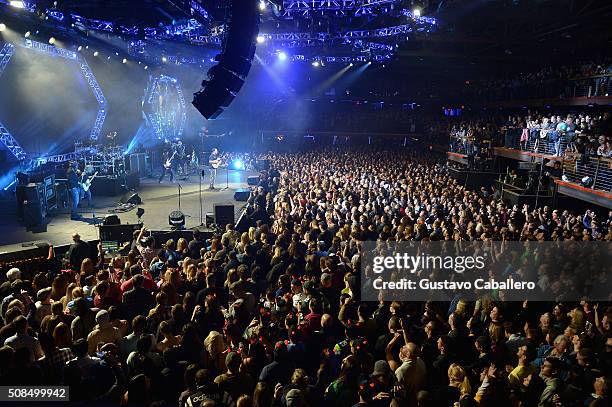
<box><xmin>32</xmin><ymin>152</ymin><xmax>77</xmax><ymax>167</ymax></box>
<box><xmin>23</xmin><ymin>39</ymin><xmax>107</xmax><ymax>142</ymax></box>
<box><xmin>142</xmin><ymin>75</ymin><xmax>187</xmax><ymax>142</ymax></box>
<box><xmin>281</xmin><ymin>0</ymin><xmax>401</xmax><ymax>17</ymax></box>
<box><xmin>0</xmin><ymin>43</ymin><xmax>27</xmax><ymax>161</ymax></box>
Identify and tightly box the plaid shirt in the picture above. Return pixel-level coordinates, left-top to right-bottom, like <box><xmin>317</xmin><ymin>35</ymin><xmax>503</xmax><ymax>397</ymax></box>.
<box><xmin>40</xmin><ymin>347</ymin><xmax>74</xmax><ymax>369</ymax></box>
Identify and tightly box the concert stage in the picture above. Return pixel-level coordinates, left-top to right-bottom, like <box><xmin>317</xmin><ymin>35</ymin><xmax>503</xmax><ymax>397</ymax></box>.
<box><xmin>0</xmin><ymin>169</ymin><xmax>256</xmax><ymax>247</ymax></box>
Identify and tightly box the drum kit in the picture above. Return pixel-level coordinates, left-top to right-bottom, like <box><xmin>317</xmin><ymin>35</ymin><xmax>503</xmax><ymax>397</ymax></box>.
<box><xmin>75</xmin><ymin>132</ymin><xmax>127</xmax><ymax>176</ymax></box>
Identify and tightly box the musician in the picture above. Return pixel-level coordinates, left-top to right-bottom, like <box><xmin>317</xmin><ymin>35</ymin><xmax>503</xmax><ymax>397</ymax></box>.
<box><xmin>78</xmin><ymin>166</ymin><xmax>94</xmax><ymax>208</ymax></box>
<box><xmin>158</xmin><ymin>149</ymin><xmax>175</xmax><ymax>183</ymax></box>
<box><xmin>208</xmin><ymin>148</ymin><xmax>220</xmax><ymax>189</ymax></box>
<box><xmin>175</xmin><ymin>140</ymin><xmax>186</xmax><ymax>174</ymax></box>
<box><xmin>67</xmin><ymin>162</ymin><xmax>81</xmax><ymax>220</ymax></box>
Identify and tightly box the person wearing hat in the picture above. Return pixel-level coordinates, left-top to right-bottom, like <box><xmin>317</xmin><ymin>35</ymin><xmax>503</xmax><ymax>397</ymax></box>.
<box><xmin>214</xmin><ymin>351</ymin><xmax>255</xmax><ymax>402</ymax></box>
<box><xmin>34</xmin><ymin>287</ymin><xmax>53</xmax><ymax>328</ymax></box>
<box><xmin>86</xmin><ymin>309</ymin><xmax>121</xmax><ymax>355</ymax></box>
<box><xmin>285</xmin><ymin>388</ymin><xmax>305</xmax><ymax>407</ymax></box>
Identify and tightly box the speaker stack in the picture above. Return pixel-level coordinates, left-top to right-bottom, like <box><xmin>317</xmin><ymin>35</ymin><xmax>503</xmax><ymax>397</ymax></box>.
<box><xmin>192</xmin><ymin>0</ymin><xmax>259</xmax><ymax>119</ymax></box>
<box><xmin>213</xmin><ymin>203</ymin><xmax>235</xmax><ymax>227</ymax></box>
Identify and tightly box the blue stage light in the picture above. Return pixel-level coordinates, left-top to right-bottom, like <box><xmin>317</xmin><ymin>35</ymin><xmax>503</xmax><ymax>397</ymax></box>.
<box><xmin>278</xmin><ymin>51</ymin><xmax>287</xmax><ymax>61</ymax></box>
<box><xmin>232</xmin><ymin>159</ymin><xmax>244</xmax><ymax>170</ymax></box>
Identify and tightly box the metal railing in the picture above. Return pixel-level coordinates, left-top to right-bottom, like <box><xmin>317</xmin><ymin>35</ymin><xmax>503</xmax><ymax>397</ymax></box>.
<box><xmin>562</xmin><ymin>155</ymin><xmax>612</xmax><ymax>192</ymax></box>
<box><xmin>502</xmin><ymin>128</ymin><xmax>568</xmax><ymax>156</ymax></box>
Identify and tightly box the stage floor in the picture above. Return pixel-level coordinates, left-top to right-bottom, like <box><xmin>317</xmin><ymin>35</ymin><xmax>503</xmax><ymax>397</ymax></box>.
<box><xmin>0</xmin><ymin>170</ymin><xmax>255</xmax><ymax>247</ymax></box>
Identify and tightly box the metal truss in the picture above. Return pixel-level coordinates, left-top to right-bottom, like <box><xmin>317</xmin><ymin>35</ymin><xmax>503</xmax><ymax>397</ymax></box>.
<box><xmin>24</xmin><ymin>39</ymin><xmax>107</xmax><ymax>142</ymax></box>
<box><xmin>32</xmin><ymin>152</ymin><xmax>77</xmax><ymax>167</ymax></box>
<box><xmin>0</xmin><ymin>43</ymin><xmax>27</xmax><ymax>161</ymax></box>
<box><xmin>282</xmin><ymin>0</ymin><xmax>401</xmax><ymax>16</ymax></box>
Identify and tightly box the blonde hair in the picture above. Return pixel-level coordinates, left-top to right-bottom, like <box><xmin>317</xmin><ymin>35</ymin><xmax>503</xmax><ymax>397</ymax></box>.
<box><xmin>448</xmin><ymin>363</ymin><xmax>471</xmax><ymax>395</ymax></box>
<box><xmin>177</xmin><ymin>238</ymin><xmax>188</xmax><ymax>252</ymax></box>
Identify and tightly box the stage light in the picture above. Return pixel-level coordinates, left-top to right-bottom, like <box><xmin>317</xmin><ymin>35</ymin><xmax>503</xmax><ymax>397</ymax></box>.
<box><xmin>122</xmin><ymin>58</ymin><xmax>127</xmax><ymax>64</ymax></box>
<box><xmin>169</xmin><ymin>210</ymin><xmax>185</xmax><ymax>229</ymax></box>
<box><xmin>349</xmin><ymin>63</ymin><xmax>353</xmax><ymax>66</ymax></box>
<box><xmin>259</xmin><ymin>0</ymin><xmax>266</xmax><ymax>10</ymax></box>
<box><xmin>24</xmin><ymin>31</ymin><xmax>31</xmax><ymax>37</ymax></box>
<box><xmin>162</xmin><ymin>56</ymin><xmax>168</xmax><ymax>63</ymax></box>
<box><xmin>107</xmin><ymin>56</ymin><xmax>111</xmax><ymax>60</ymax></box>
<box><xmin>144</xmin><ymin>65</ymin><xmax>148</xmax><ymax>70</ymax></box>
<box><xmin>9</xmin><ymin>1</ymin><xmax>25</xmax><ymax>9</ymax></box>
<box><xmin>0</xmin><ymin>24</ymin><xmax>6</xmax><ymax>32</ymax></box>
<box><xmin>48</xmin><ymin>37</ymin><xmax>56</xmax><ymax>45</ymax></box>
<box><xmin>256</xmin><ymin>35</ymin><xmax>265</xmax><ymax>44</ymax></box>
<box><xmin>413</xmin><ymin>8</ymin><xmax>421</xmax><ymax>17</ymax></box>
<box><xmin>312</xmin><ymin>61</ymin><xmax>320</xmax><ymax>67</ymax></box>
<box><xmin>93</xmin><ymin>51</ymin><xmax>99</xmax><ymax>56</ymax></box>
<box><xmin>278</xmin><ymin>51</ymin><xmax>287</xmax><ymax>61</ymax></box>
<box><xmin>77</xmin><ymin>46</ymin><xmax>82</xmax><ymax>51</ymax></box>
<box><xmin>115</xmin><ymin>52</ymin><xmax>119</xmax><ymax>56</ymax></box>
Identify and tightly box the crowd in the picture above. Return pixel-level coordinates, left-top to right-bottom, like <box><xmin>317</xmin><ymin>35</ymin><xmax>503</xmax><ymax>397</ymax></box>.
<box><xmin>0</xmin><ymin>147</ymin><xmax>611</xmax><ymax>407</ymax></box>
<box><xmin>459</xmin><ymin>59</ymin><xmax>612</xmax><ymax>103</ymax></box>
<box><xmin>445</xmin><ymin>110</ymin><xmax>612</xmax><ymax>159</ymax></box>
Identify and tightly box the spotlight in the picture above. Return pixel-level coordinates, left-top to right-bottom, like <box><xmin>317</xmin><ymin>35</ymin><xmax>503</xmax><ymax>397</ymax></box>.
<box><xmin>144</xmin><ymin>65</ymin><xmax>148</xmax><ymax>70</ymax></box>
<box><xmin>122</xmin><ymin>58</ymin><xmax>127</xmax><ymax>64</ymax></box>
<box><xmin>107</xmin><ymin>56</ymin><xmax>111</xmax><ymax>60</ymax></box>
<box><xmin>48</xmin><ymin>37</ymin><xmax>56</xmax><ymax>45</ymax></box>
<box><xmin>278</xmin><ymin>51</ymin><xmax>287</xmax><ymax>61</ymax></box>
<box><xmin>9</xmin><ymin>1</ymin><xmax>25</xmax><ymax>9</ymax></box>
<box><xmin>413</xmin><ymin>8</ymin><xmax>421</xmax><ymax>17</ymax></box>
<box><xmin>85</xmin><ymin>45</ymin><xmax>89</xmax><ymax>49</ymax></box>
<box><xmin>93</xmin><ymin>51</ymin><xmax>99</xmax><ymax>56</ymax></box>
<box><xmin>230</xmin><ymin>159</ymin><xmax>244</xmax><ymax>170</ymax></box>
<box><xmin>77</xmin><ymin>46</ymin><xmax>83</xmax><ymax>51</ymax></box>
<box><xmin>168</xmin><ymin>210</ymin><xmax>185</xmax><ymax>229</ymax></box>
<box><xmin>256</xmin><ymin>35</ymin><xmax>265</xmax><ymax>44</ymax></box>
<box><xmin>24</xmin><ymin>31</ymin><xmax>30</xmax><ymax>37</ymax></box>
<box><xmin>0</xmin><ymin>24</ymin><xmax>6</xmax><ymax>32</ymax></box>
<box><xmin>259</xmin><ymin>0</ymin><xmax>266</xmax><ymax>10</ymax></box>
<box><xmin>312</xmin><ymin>61</ymin><xmax>320</xmax><ymax>67</ymax></box>
<box><xmin>162</xmin><ymin>56</ymin><xmax>168</xmax><ymax>63</ymax></box>
<box><xmin>349</xmin><ymin>63</ymin><xmax>353</xmax><ymax>66</ymax></box>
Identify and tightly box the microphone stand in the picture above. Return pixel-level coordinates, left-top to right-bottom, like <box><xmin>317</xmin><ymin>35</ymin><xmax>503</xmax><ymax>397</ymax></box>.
<box><xmin>177</xmin><ymin>183</ymin><xmax>182</xmax><ymax>212</ymax></box>
<box><xmin>199</xmin><ymin>170</ymin><xmax>204</xmax><ymax>226</ymax></box>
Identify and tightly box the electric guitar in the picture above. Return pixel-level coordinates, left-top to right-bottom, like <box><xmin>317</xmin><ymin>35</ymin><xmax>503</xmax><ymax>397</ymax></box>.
<box><xmin>164</xmin><ymin>151</ymin><xmax>177</xmax><ymax>169</ymax></box>
<box><xmin>80</xmin><ymin>171</ymin><xmax>98</xmax><ymax>193</ymax></box>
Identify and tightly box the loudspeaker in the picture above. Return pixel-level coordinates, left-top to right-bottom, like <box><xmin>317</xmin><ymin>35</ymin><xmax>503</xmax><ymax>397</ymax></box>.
<box><xmin>192</xmin><ymin>0</ymin><xmax>259</xmax><ymax>120</ymax></box>
<box><xmin>23</xmin><ymin>200</ymin><xmax>45</xmax><ymax>226</ymax></box>
<box><xmin>247</xmin><ymin>176</ymin><xmax>260</xmax><ymax>186</ymax></box>
<box><xmin>120</xmin><ymin>192</ymin><xmax>142</xmax><ymax>205</ymax></box>
<box><xmin>233</xmin><ymin>188</ymin><xmax>250</xmax><ymax>201</ymax></box>
<box><xmin>25</xmin><ymin>183</ymin><xmax>43</xmax><ymax>202</ymax></box>
<box><xmin>213</xmin><ymin>203</ymin><xmax>234</xmax><ymax>227</ymax></box>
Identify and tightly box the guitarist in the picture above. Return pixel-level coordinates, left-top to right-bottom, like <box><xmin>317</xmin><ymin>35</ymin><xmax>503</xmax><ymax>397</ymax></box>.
<box><xmin>158</xmin><ymin>149</ymin><xmax>176</xmax><ymax>183</ymax></box>
<box><xmin>208</xmin><ymin>148</ymin><xmax>220</xmax><ymax>189</ymax></box>
<box><xmin>79</xmin><ymin>169</ymin><xmax>95</xmax><ymax>208</ymax></box>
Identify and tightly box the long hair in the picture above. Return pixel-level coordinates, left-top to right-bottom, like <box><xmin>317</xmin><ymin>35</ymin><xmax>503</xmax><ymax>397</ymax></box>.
<box><xmin>448</xmin><ymin>363</ymin><xmax>471</xmax><ymax>396</ymax></box>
